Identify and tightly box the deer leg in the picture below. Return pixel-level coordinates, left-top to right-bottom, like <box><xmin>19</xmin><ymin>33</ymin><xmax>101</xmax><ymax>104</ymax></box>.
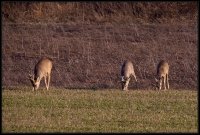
<box><xmin>44</xmin><ymin>76</ymin><xmax>48</xmax><ymax>90</ymax></box>
<box><xmin>166</xmin><ymin>74</ymin><xmax>169</xmax><ymax>89</ymax></box>
<box><xmin>163</xmin><ymin>76</ymin><xmax>166</xmax><ymax>90</ymax></box>
<box><xmin>159</xmin><ymin>78</ymin><xmax>162</xmax><ymax>90</ymax></box>
<box><xmin>133</xmin><ymin>74</ymin><xmax>138</xmax><ymax>89</ymax></box>
<box><xmin>124</xmin><ymin>78</ymin><xmax>130</xmax><ymax>91</ymax></box>
<box><xmin>133</xmin><ymin>74</ymin><xmax>137</xmax><ymax>82</ymax></box>
<box><xmin>47</xmin><ymin>74</ymin><xmax>51</xmax><ymax>90</ymax></box>
<box><xmin>121</xmin><ymin>82</ymin><xmax>125</xmax><ymax>90</ymax></box>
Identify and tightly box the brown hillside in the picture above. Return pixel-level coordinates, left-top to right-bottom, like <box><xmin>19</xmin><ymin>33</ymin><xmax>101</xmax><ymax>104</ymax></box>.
<box><xmin>2</xmin><ymin>2</ymin><xmax>198</xmax><ymax>24</ymax></box>
<box><xmin>2</xmin><ymin>2</ymin><xmax>198</xmax><ymax>90</ymax></box>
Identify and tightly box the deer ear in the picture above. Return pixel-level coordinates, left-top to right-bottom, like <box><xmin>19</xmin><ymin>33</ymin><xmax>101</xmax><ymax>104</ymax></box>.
<box><xmin>121</xmin><ymin>76</ymin><xmax>125</xmax><ymax>82</ymax></box>
<box><xmin>28</xmin><ymin>74</ymin><xmax>32</xmax><ymax>79</ymax></box>
<box><xmin>36</xmin><ymin>77</ymin><xmax>40</xmax><ymax>82</ymax></box>
<box><xmin>28</xmin><ymin>74</ymin><xmax>35</xmax><ymax>81</ymax></box>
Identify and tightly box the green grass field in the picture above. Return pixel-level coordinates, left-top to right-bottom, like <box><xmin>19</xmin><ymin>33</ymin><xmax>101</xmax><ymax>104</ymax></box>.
<box><xmin>2</xmin><ymin>87</ymin><xmax>198</xmax><ymax>133</ymax></box>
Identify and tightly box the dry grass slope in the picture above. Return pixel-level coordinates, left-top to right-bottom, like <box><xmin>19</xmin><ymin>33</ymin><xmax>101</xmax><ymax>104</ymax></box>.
<box><xmin>2</xmin><ymin>2</ymin><xmax>198</xmax><ymax>90</ymax></box>
<box><xmin>2</xmin><ymin>2</ymin><xmax>197</xmax><ymax>24</ymax></box>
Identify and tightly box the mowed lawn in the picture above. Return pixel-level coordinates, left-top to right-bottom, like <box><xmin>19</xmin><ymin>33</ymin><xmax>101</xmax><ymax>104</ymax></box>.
<box><xmin>2</xmin><ymin>87</ymin><xmax>198</xmax><ymax>133</ymax></box>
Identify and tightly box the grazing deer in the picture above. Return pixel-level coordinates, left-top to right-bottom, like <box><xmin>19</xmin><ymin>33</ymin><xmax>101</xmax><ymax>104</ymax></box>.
<box><xmin>121</xmin><ymin>60</ymin><xmax>137</xmax><ymax>91</ymax></box>
<box><xmin>155</xmin><ymin>60</ymin><xmax>169</xmax><ymax>90</ymax></box>
<box><xmin>28</xmin><ymin>57</ymin><xmax>53</xmax><ymax>91</ymax></box>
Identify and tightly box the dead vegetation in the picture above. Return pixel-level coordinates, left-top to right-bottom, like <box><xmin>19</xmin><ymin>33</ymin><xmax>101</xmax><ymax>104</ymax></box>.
<box><xmin>2</xmin><ymin>2</ymin><xmax>198</xmax><ymax>90</ymax></box>
<box><xmin>2</xmin><ymin>2</ymin><xmax>198</xmax><ymax>24</ymax></box>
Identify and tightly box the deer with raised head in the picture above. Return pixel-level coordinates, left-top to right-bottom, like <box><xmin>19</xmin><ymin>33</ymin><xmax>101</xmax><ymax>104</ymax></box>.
<box><xmin>155</xmin><ymin>60</ymin><xmax>169</xmax><ymax>90</ymax></box>
<box><xmin>121</xmin><ymin>60</ymin><xmax>137</xmax><ymax>91</ymax></box>
<box><xmin>28</xmin><ymin>57</ymin><xmax>53</xmax><ymax>91</ymax></box>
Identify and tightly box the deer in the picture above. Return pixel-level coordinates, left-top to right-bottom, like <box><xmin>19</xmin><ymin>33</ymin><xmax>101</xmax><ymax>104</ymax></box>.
<box><xmin>28</xmin><ymin>57</ymin><xmax>53</xmax><ymax>91</ymax></box>
<box><xmin>121</xmin><ymin>60</ymin><xmax>137</xmax><ymax>91</ymax></box>
<box><xmin>155</xmin><ymin>60</ymin><xmax>169</xmax><ymax>90</ymax></box>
